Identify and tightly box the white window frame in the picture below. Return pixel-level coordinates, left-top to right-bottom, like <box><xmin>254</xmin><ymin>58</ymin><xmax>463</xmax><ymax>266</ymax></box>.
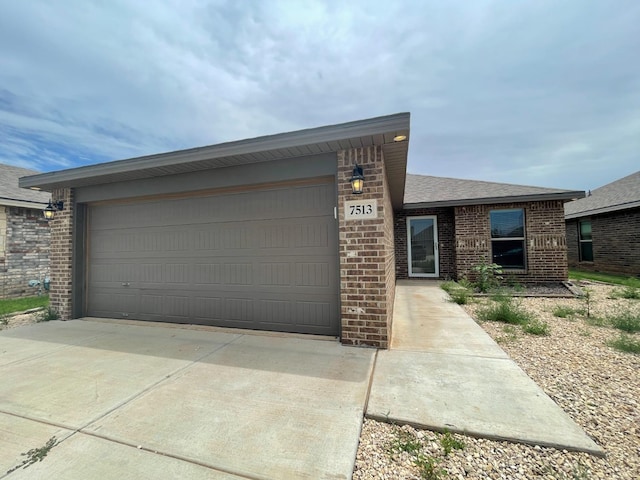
<box><xmin>407</xmin><ymin>216</ymin><xmax>439</xmax><ymax>278</ymax></box>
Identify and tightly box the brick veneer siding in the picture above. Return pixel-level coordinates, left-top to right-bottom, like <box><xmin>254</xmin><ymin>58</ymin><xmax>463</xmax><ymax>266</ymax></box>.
<box><xmin>49</xmin><ymin>188</ymin><xmax>74</xmax><ymax>320</ymax></box>
<box><xmin>0</xmin><ymin>206</ymin><xmax>50</xmax><ymax>299</ymax></box>
<box><xmin>395</xmin><ymin>208</ymin><xmax>456</xmax><ymax>280</ymax></box>
<box><xmin>455</xmin><ymin>201</ymin><xmax>568</xmax><ymax>283</ymax></box>
<box><xmin>566</xmin><ymin>207</ymin><xmax>640</xmax><ymax>276</ymax></box>
<box><xmin>337</xmin><ymin>146</ymin><xmax>395</xmax><ymax>348</ymax></box>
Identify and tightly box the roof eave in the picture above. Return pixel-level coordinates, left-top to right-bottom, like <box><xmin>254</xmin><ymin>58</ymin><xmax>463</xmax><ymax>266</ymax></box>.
<box><xmin>19</xmin><ymin>112</ymin><xmax>410</xmax><ymax>209</ymax></box>
<box><xmin>0</xmin><ymin>197</ymin><xmax>50</xmax><ymax>209</ymax></box>
<box><xmin>565</xmin><ymin>199</ymin><xmax>640</xmax><ymax>219</ymax></box>
<box><xmin>404</xmin><ymin>191</ymin><xmax>585</xmax><ymax>210</ymax></box>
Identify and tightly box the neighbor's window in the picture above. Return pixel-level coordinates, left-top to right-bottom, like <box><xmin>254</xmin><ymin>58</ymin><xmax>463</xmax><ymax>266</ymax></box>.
<box><xmin>579</xmin><ymin>220</ymin><xmax>593</xmax><ymax>261</ymax></box>
<box><xmin>490</xmin><ymin>209</ymin><xmax>526</xmax><ymax>269</ymax></box>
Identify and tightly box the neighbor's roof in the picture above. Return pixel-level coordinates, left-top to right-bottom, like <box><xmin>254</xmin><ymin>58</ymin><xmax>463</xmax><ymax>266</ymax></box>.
<box><xmin>19</xmin><ymin>113</ymin><xmax>411</xmax><ymax>209</ymax></box>
<box><xmin>565</xmin><ymin>170</ymin><xmax>640</xmax><ymax>219</ymax></box>
<box><xmin>404</xmin><ymin>174</ymin><xmax>584</xmax><ymax>208</ymax></box>
<box><xmin>0</xmin><ymin>163</ymin><xmax>50</xmax><ymax>208</ymax></box>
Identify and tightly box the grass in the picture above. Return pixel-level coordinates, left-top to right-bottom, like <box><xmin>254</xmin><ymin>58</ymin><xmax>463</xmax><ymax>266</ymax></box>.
<box><xmin>607</xmin><ymin>335</ymin><xmax>640</xmax><ymax>354</ymax></box>
<box><xmin>476</xmin><ymin>299</ymin><xmax>534</xmax><ymax>325</ymax></box>
<box><xmin>0</xmin><ymin>296</ymin><xmax>49</xmax><ymax>316</ymax></box>
<box><xmin>569</xmin><ymin>269</ymin><xmax>637</xmax><ymax>286</ymax></box>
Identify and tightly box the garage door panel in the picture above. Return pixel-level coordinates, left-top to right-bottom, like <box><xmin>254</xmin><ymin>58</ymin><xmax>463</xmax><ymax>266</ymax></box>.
<box><xmin>89</xmin><ymin>184</ymin><xmax>333</xmax><ymax>231</ymax></box>
<box><xmin>87</xmin><ymin>181</ymin><xmax>339</xmax><ymax>335</ymax></box>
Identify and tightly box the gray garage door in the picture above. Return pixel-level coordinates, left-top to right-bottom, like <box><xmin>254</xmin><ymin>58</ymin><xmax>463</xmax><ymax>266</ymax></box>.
<box><xmin>86</xmin><ymin>180</ymin><xmax>339</xmax><ymax>336</ymax></box>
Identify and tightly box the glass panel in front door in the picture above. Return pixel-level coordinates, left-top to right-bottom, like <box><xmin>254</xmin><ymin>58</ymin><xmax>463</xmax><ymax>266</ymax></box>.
<box><xmin>410</xmin><ymin>218</ymin><xmax>436</xmax><ymax>275</ymax></box>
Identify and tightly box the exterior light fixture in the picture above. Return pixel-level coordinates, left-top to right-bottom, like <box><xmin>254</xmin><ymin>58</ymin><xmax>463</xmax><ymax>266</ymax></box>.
<box><xmin>393</xmin><ymin>134</ymin><xmax>407</xmax><ymax>142</ymax></box>
<box><xmin>350</xmin><ymin>164</ymin><xmax>364</xmax><ymax>195</ymax></box>
<box><xmin>43</xmin><ymin>200</ymin><xmax>64</xmax><ymax>220</ymax></box>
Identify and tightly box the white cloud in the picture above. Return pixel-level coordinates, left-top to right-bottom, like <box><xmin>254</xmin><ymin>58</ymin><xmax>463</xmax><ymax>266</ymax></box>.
<box><xmin>0</xmin><ymin>0</ymin><xmax>638</xmax><ymax>190</ymax></box>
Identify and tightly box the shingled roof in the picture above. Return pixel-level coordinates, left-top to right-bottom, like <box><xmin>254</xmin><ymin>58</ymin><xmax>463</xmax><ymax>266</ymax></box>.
<box><xmin>565</xmin><ymin>170</ymin><xmax>640</xmax><ymax>219</ymax></box>
<box><xmin>404</xmin><ymin>174</ymin><xmax>583</xmax><ymax>208</ymax></box>
<box><xmin>0</xmin><ymin>163</ymin><xmax>51</xmax><ymax>208</ymax></box>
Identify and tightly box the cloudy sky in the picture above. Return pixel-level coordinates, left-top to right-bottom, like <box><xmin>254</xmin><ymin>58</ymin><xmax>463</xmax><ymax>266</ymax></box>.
<box><xmin>1</xmin><ymin>0</ymin><xmax>638</xmax><ymax>191</ymax></box>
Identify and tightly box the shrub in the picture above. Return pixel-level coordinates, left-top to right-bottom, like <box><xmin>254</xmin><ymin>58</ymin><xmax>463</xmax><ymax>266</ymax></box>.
<box><xmin>608</xmin><ymin>311</ymin><xmax>640</xmax><ymax>333</ymax></box>
<box><xmin>523</xmin><ymin>320</ymin><xmax>550</xmax><ymax>336</ymax></box>
<box><xmin>471</xmin><ymin>257</ymin><xmax>503</xmax><ymax>293</ymax></box>
<box><xmin>607</xmin><ymin>335</ymin><xmax>640</xmax><ymax>354</ymax></box>
<box><xmin>476</xmin><ymin>299</ymin><xmax>534</xmax><ymax>325</ymax></box>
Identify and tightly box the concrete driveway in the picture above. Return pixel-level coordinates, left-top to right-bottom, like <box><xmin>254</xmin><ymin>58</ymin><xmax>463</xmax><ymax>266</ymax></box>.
<box><xmin>0</xmin><ymin>320</ymin><xmax>374</xmax><ymax>479</ymax></box>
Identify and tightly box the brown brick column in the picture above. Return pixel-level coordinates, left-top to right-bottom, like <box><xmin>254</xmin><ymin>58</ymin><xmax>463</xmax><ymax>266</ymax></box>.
<box><xmin>337</xmin><ymin>146</ymin><xmax>395</xmax><ymax>348</ymax></box>
<box><xmin>49</xmin><ymin>187</ymin><xmax>74</xmax><ymax>319</ymax></box>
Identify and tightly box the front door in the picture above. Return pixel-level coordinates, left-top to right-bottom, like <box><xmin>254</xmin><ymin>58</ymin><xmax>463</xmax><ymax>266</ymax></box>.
<box><xmin>407</xmin><ymin>216</ymin><xmax>439</xmax><ymax>277</ymax></box>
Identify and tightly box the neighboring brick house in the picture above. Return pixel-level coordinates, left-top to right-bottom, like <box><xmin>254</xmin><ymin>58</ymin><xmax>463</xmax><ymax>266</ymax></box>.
<box><xmin>565</xmin><ymin>171</ymin><xmax>640</xmax><ymax>276</ymax></box>
<box><xmin>19</xmin><ymin>113</ymin><xmax>582</xmax><ymax>348</ymax></box>
<box><xmin>0</xmin><ymin>164</ymin><xmax>51</xmax><ymax>299</ymax></box>
<box><xmin>396</xmin><ymin>175</ymin><xmax>583</xmax><ymax>284</ymax></box>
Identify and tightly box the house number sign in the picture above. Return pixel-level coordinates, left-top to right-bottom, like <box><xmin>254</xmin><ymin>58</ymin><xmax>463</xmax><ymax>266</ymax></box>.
<box><xmin>344</xmin><ymin>199</ymin><xmax>378</xmax><ymax>220</ymax></box>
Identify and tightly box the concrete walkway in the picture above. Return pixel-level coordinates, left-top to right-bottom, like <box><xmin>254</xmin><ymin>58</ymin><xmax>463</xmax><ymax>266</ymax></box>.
<box><xmin>0</xmin><ymin>320</ymin><xmax>374</xmax><ymax>479</ymax></box>
<box><xmin>366</xmin><ymin>280</ymin><xmax>604</xmax><ymax>456</ymax></box>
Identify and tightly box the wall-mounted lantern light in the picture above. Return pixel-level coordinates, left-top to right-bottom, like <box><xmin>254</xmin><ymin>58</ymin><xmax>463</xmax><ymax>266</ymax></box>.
<box><xmin>350</xmin><ymin>164</ymin><xmax>365</xmax><ymax>195</ymax></box>
<box><xmin>43</xmin><ymin>200</ymin><xmax>64</xmax><ymax>220</ymax></box>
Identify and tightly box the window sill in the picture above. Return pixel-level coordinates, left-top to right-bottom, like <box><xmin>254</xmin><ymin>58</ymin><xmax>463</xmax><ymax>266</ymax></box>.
<box><xmin>502</xmin><ymin>269</ymin><xmax>527</xmax><ymax>274</ymax></box>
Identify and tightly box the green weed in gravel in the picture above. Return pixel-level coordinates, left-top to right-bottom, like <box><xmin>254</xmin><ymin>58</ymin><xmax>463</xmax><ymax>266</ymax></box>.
<box><xmin>552</xmin><ymin>305</ymin><xmax>578</xmax><ymax>318</ymax></box>
<box><xmin>441</xmin><ymin>281</ymin><xmax>471</xmax><ymax>305</ymax></box>
<box><xmin>476</xmin><ymin>299</ymin><xmax>534</xmax><ymax>325</ymax></box>
<box><xmin>414</xmin><ymin>454</ymin><xmax>447</xmax><ymax>480</ymax></box>
<box><xmin>523</xmin><ymin>320</ymin><xmax>551</xmax><ymax>336</ymax></box>
<box><xmin>388</xmin><ymin>430</ymin><xmax>422</xmax><ymax>456</ymax></box>
<box><xmin>607</xmin><ymin>335</ymin><xmax>640</xmax><ymax>354</ymax></box>
<box><xmin>608</xmin><ymin>311</ymin><xmax>640</xmax><ymax>333</ymax></box>
<box><xmin>610</xmin><ymin>278</ymin><xmax>640</xmax><ymax>300</ymax></box>
<box><xmin>440</xmin><ymin>281</ymin><xmax>457</xmax><ymax>294</ymax></box>
<box><xmin>37</xmin><ymin>307</ymin><xmax>59</xmax><ymax>322</ymax></box>
<box><xmin>439</xmin><ymin>431</ymin><xmax>465</xmax><ymax>456</ymax></box>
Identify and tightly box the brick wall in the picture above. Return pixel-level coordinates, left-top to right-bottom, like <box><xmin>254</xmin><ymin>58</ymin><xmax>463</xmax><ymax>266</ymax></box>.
<box><xmin>566</xmin><ymin>219</ymin><xmax>580</xmax><ymax>267</ymax></box>
<box><xmin>455</xmin><ymin>201</ymin><xmax>568</xmax><ymax>283</ymax></box>
<box><xmin>567</xmin><ymin>208</ymin><xmax>640</xmax><ymax>276</ymax></box>
<box><xmin>0</xmin><ymin>205</ymin><xmax>50</xmax><ymax>299</ymax></box>
<box><xmin>337</xmin><ymin>146</ymin><xmax>395</xmax><ymax>348</ymax></box>
<box><xmin>48</xmin><ymin>188</ymin><xmax>74</xmax><ymax>319</ymax></box>
<box><xmin>394</xmin><ymin>207</ymin><xmax>456</xmax><ymax>280</ymax></box>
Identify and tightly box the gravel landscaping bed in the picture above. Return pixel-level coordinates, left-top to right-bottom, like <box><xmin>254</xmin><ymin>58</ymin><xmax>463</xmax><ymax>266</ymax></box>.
<box><xmin>0</xmin><ymin>311</ymin><xmax>41</xmax><ymax>330</ymax></box>
<box><xmin>354</xmin><ymin>282</ymin><xmax>639</xmax><ymax>479</ymax></box>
